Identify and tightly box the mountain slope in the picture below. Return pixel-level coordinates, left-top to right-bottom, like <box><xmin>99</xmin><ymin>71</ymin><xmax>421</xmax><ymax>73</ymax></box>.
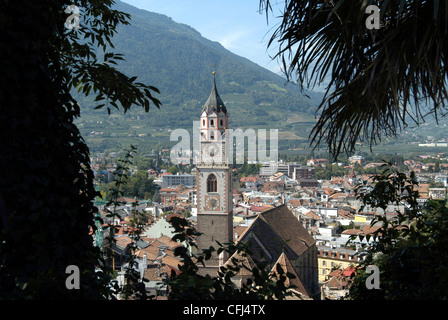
<box><xmin>76</xmin><ymin>1</ymin><xmax>320</xmax><ymax>153</ymax></box>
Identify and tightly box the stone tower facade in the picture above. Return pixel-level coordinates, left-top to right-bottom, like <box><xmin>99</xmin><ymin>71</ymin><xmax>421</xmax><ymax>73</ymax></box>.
<box><xmin>196</xmin><ymin>73</ymin><xmax>233</xmax><ymax>275</ymax></box>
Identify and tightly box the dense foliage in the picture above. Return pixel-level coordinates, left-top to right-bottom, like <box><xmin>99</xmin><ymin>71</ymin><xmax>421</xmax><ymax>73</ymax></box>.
<box><xmin>0</xmin><ymin>0</ymin><xmax>159</xmax><ymax>298</ymax></box>
<box><xmin>349</xmin><ymin>164</ymin><xmax>448</xmax><ymax>299</ymax></box>
<box><xmin>101</xmin><ymin>170</ymin><xmax>158</xmax><ymax>200</ymax></box>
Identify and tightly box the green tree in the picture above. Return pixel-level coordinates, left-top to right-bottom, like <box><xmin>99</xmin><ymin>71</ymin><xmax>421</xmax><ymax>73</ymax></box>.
<box><xmin>124</xmin><ymin>170</ymin><xmax>158</xmax><ymax>199</ymax></box>
<box><xmin>102</xmin><ymin>145</ymin><xmax>150</xmax><ymax>300</ymax></box>
<box><xmin>0</xmin><ymin>1</ymin><xmax>160</xmax><ymax>299</ymax></box>
<box><xmin>152</xmin><ymin>189</ymin><xmax>161</xmax><ymax>203</ymax></box>
<box><xmin>435</xmin><ymin>160</ymin><xmax>441</xmax><ymax>173</ymax></box>
<box><xmin>168</xmin><ymin>166</ymin><xmax>179</xmax><ymax>175</ymax></box>
<box><xmin>235</xmin><ymin>163</ymin><xmax>262</xmax><ymax>177</ymax></box>
<box><xmin>349</xmin><ymin>164</ymin><xmax>448</xmax><ymax>299</ymax></box>
<box><xmin>134</xmin><ymin>155</ymin><xmax>154</xmax><ymax>171</ymax></box>
<box><xmin>260</xmin><ymin>0</ymin><xmax>448</xmax><ymax>159</ymax></box>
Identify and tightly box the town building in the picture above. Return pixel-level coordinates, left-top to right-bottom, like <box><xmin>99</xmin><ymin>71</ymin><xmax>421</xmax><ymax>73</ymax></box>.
<box><xmin>307</xmin><ymin>158</ymin><xmax>329</xmax><ymax>167</ymax></box>
<box><xmin>259</xmin><ymin>161</ymin><xmax>289</xmax><ymax>177</ymax></box>
<box><xmin>159</xmin><ymin>187</ymin><xmax>182</xmax><ymax>205</ymax></box>
<box><xmin>292</xmin><ymin>165</ymin><xmax>316</xmax><ymax>181</ymax></box>
<box><xmin>321</xmin><ymin>267</ymin><xmax>356</xmax><ymax>300</ymax></box>
<box><xmin>162</xmin><ymin>174</ymin><xmax>196</xmax><ymax>188</ymax></box>
<box><xmin>317</xmin><ymin>246</ymin><xmax>360</xmax><ymax>283</ymax></box>
<box><xmin>348</xmin><ymin>155</ymin><xmax>365</xmax><ymax>166</ymax></box>
<box><xmin>429</xmin><ymin>187</ymin><xmax>447</xmax><ymax>200</ymax></box>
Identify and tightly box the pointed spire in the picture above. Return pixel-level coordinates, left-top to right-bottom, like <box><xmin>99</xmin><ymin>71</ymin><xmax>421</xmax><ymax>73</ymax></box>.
<box><xmin>202</xmin><ymin>69</ymin><xmax>227</xmax><ymax>115</ymax></box>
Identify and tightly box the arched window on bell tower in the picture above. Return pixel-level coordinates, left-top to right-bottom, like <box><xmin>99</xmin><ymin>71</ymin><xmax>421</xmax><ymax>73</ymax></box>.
<box><xmin>207</xmin><ymin>174</ymin><xmax>217</xmax><ymax>192</ymax></box>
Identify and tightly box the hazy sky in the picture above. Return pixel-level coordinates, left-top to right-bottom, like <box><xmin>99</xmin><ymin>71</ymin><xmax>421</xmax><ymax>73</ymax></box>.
<box><xmin>120</xmin><ymin>0</ymin><xmax>283</xmax><ymax>74</ymax></box>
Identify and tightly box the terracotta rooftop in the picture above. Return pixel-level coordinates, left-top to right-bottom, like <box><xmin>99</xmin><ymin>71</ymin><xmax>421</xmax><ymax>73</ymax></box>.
<box><xmin>115</xmin><ymin>235</ymin><xmax>133</xmax><ymax>249</ymax></box>
<box><xmin>305</xmin><ymin>211</ymin><xmax>321</xmax><ymax>220</ymax></box>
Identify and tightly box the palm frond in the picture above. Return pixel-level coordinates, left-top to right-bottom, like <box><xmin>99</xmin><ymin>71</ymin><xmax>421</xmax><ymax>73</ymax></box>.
<box><xmin>260</xmin><ymin>0</ymin><xmax>448</xmax><ymax>159</ymax></box>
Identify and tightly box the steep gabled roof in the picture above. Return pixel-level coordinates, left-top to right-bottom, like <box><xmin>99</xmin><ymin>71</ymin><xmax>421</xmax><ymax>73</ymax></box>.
<box><xmin>270</xmin><ymin>252</ymin><xmax>310</xmax><ymax>297</ymax></box>
<box><xmin>237</xmin><ymin>204</ymin><xmax>315</xmax><ymax>263</ymax></box>
<box><xmin>259</xmin><ymin>204</ymin><xmax>315</xmax><ymax>256</ymax></box>
<box><xmin>223</xmin><ymin>249</ymin><xmax>258</xmax><ymax>277</ymax></box>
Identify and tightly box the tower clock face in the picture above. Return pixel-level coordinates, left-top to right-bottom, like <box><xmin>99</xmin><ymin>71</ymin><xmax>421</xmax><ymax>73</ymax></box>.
<box><xmin>205</xmin><ymin>195</ymin><xmax>220</xmax><ymax>211</ymax></box>
<box><xmin>205</xmin><ymin>144</ymin><xmax>218</xmax><ymax>157</ymax></box>
<box><xmin>203</xmin><ymin>142</ymin><xmax>222</xmax><ymax>163</ymax></box>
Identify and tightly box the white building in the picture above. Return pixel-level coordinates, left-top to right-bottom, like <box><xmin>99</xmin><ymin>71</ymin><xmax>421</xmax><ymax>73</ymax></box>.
<box><xmin>162</xmin><ymin>174</ymin><xmax>196</xmax><ymax>188</ymax></box>
<box><xmin>318</xmin><ymin>207</ymin><xmax>338</xmax><ymax>219</ymax></box>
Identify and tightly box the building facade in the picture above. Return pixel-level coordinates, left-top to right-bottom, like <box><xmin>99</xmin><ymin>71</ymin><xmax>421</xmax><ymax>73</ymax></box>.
<box><xmin>162</xmin><ymin>174</ymin><xmax>196</xmax><ymax>188</ymax></box>
<box><xmin>196</xmin><ymin>73</ymin><xmax>233</xmax><ymax>276</ymax></box>
<box><xmin>159</xmin><ymin>188</ymin><xmax>180</xmax><ymax>205</ymax></box>
<box><xmin>292</xmin><ymin>165</ymin><xmax>315</xmax><ymax>180</ymax></box>
<box><xmin>317</xmin><ymin>246</ymin><xmax>360</xmax><ymax>283</ymax></box>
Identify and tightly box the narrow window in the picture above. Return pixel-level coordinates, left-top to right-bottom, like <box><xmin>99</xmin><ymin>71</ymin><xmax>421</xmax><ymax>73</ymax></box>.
<box><xmin>210</xmin><ymin>119</ymin><xmax>214</xmax><ymax>126</ymax></box>
<box><xmin>203</xmin><ymin>119</ymin><xmax>205</xmax><ymax>126</ymax></box>
<box><xmin>207</xmin><ymin>174</ymin><xmax>217</xmax><ymax>192</ymax></box>
<box><xmin>220</xmin><ymin>119</ymin><xmax>223</xmax><ymax>127</ymax></box>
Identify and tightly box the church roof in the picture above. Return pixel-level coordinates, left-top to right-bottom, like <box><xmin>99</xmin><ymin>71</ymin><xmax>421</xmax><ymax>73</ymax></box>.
<box><xmin>236</xmin><ymin>204</ymin><xmax>316</xmax><ymax>263</ymax></box>
<box><xmin>231</xmin><ymin>204</ymin><xmax>317</xmax><ymax>297</ymax></box>
<box><xmin>270</xmin><ymin>252</ymin><xmax>310</xmax><ymax>297</ymax></box>
<box><xmin>223</xmin><ymin>249</ymin><xmax>258</xmax><ymax>277</ymax></box>
<box><xmin>202</xmin><ymin>72</ymin><xmax>227</xmax><ymax>115</ymax></box>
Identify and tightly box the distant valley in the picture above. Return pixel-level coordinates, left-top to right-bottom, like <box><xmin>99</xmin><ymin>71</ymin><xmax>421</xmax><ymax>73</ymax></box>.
<box><xmin>74</xmin><ymin>1</ymin><xmax>448</xmax><ymax>159</ymax></box>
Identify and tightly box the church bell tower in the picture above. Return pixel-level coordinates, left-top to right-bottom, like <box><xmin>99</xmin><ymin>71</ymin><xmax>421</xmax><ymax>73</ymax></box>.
<box><xmin>196</xmin><ymin>72</ymin><xmax>233</xmax><ymax>275</ymax></box>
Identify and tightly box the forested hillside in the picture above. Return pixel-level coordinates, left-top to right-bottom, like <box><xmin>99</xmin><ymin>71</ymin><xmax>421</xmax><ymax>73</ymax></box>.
<box><xmin>74</xmin><ymin>1</ymin><xmax>321</xmax><ymax>154</ymax></box>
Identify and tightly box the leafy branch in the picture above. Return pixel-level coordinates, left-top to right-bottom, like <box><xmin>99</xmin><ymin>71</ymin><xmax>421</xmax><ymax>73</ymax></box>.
<box><xmin>349</xmin><ymin>162</ymin><xmax>448</xmax><ymax>299</ymax></box>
